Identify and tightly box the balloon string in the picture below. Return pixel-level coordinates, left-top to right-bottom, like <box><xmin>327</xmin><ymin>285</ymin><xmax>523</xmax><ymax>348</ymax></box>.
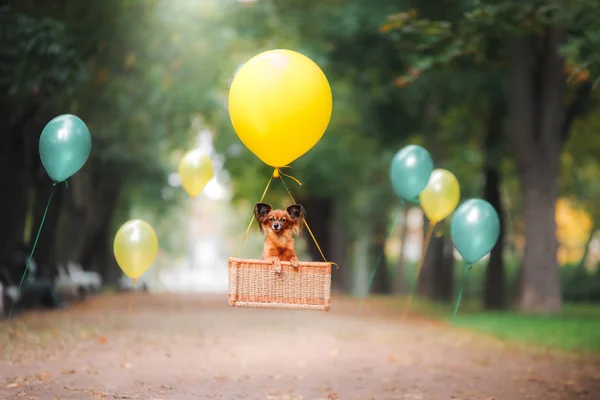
<box><xmin>402</xmin><ymin>221</ymin><xmax>436</xmax><ymax>318</ymax></box>
<box><xmin>8</xmin><ymin>184</ymin><xmax>56</xmax><ymax>317</ymax></box>
<box><xmin>123</xmin><ymin>288</ymin><xmax>133</xmax><ymax>366</ymax></box>
<box><xmin>275</xmin><ymin>167</ymin><xmax>302</xmax><ymax>186</ymax></box>
<box><xmin>453</xmin><ymin>263</ymin><xmax>472</xmax><ymax>318</ymax></box>
<box><xmin>356</xmin><ymin>201</ymin><xmax>405</xmax><ymax>315</ymax></box>
<box><xmin>234</xmin><ymin>174</ymin><xmax>273</xmax><ymax>257</ymax></box>
<box><xmin>278</xmin><ymin>173</ymin><xmax>339</xmax><ymax>269</ymax></box>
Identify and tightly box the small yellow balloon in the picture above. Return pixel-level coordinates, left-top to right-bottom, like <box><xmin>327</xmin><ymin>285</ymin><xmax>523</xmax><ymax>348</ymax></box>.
<box><xmin>178</xmin><ymin>149</ymin><xmax>213</xmax><ymax>197</ymax></box>
<box><xmin>419</xmin><ymin>169</ymin><xmax>460</xmax><ymax>224</ymax></box>
<box><xmin>228</xmin><ymin>49</ymin><xmax>333</xmax><ymax>168</ymax></box>
<box><xmin>113</xmin><ymin>219</ymin><xmax>159</xmax><ymax>280</ymax></box>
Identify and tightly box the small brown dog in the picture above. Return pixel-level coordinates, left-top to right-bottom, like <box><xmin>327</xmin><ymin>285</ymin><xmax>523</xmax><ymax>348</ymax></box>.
<box><xmin>254</xmin><ymin>202</ymin><xmax>306</xmax><ymax>270</ymax></box>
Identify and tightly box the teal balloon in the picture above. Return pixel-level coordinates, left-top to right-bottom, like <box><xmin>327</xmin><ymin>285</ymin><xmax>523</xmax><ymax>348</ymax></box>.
<box><xmin>450</xmin><ymin>199</ymin><xmax>500</xmax><ymax>264</ymax></box>
<box><xmin>390</xmin><ymin>145</ymin><xmax>434</xmax><ymax>200</ymax></box>
<box><xmin>407</xmin><ymin>195</ymin><xmax>420</xmax><ymax>204</ymax></box>
<box><xmin>39</xmin><ymin>114</ymin><xmax>92</xmax><ymax>182</ymax></box>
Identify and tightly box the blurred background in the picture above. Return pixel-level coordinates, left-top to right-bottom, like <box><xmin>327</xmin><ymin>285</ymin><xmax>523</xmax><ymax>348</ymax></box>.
<box><xmin>1</xmin><ymin>0</ymin><xmax>599</xmax><ymax>318</ymax></box>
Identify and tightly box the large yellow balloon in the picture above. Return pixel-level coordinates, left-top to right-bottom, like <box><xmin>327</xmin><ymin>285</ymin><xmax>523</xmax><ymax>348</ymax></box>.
<box><xmin>113</xmin><ymin>219</ymin><xmax>159</xmax><ymax>281</ymax></box>
<box><xmin>178</xmin><ymin>149</ymin><xmax>213</xmax><ymax>197</ymax></box>
<box><xmin>419</xmin><ymin>169</ymin><xmax>460</xmax><ymax>224</ymax></box>
<box><xmin>228</xmin><ymin>49</ymin><xmax>333</xmax><ymax>168</ymax></box>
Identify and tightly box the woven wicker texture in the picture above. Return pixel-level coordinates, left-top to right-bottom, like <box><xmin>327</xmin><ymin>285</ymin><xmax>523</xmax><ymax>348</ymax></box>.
<box><xmin>228</xmin><ymin>257</ymin><xmax>332</xmax><ymax>311</ymax></box>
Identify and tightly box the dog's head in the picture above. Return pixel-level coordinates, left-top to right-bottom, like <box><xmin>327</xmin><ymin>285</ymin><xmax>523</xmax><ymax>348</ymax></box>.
<box><xmin>254</xmin><ymin>203</ymin><xmax>305</xmax><ymax>236</ymax></box>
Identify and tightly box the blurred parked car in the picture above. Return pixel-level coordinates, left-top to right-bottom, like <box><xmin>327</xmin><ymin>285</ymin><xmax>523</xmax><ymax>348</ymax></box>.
<box><xmin>0</xmin><ymin>266</ymin><xmax>21</xmax><ymax>316</ymax></box>
<box><xmin>1</xmin><ymin>244</ymin><xmax>65</xmax><ymax>314</ymax></box>
<box><xmin>54</xmin><ymin>263</ymin><xmax>88</xmax><ymax>300</ymax></box>
<box><xmin>66</xmin><ymin>262</ymin><xmax>102</xmax><ymax>293</ymax></box>
<box><xmin>118</xmin><ymin>274</ymin><xmax>149</xmax><ymax>292</ymax></box>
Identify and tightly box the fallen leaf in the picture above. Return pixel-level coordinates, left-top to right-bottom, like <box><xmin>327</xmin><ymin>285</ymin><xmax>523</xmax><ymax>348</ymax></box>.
<box><xmin>121</xmin><ymin>362</ymin><xmax>133</xmax><ymax>370</ymax></box>
<box><xmin>473</xmin><ymin>357</ymin><xmax>491</xmax><ymax>367</ymax></box>
<box><xmin>387</xmin><ymin>355</ymin><xmax>398</xmax><ymax>363</ymax></box>
<box><xmin>98</xmin><ymin>336</ymin><xmax>107</xmax><ymax>344</ymax></box>
<box><xmin>328</xmin><ymin>393</ymin><xmax>339</xmax><ymax>399</ymax></box>
<box><xmin>6</xmin><ymin>382</ymin><xmax>19</xmax><ymax>389</ymax></box>
<box><xmin>37</xmin><ymin>372</ymin><xmax>51</xmax><ymax>381</ymax></box>
<box><xmin>79</xmin><ymin>331</ymin><xmax>90</xmax><ymax>340</ymax></box>
<box><xmin>214</xmin><ymin>376</ymin><xmax>228</xmax><ymax>381</ymax></box>
<box><xmin>112</xmin><ymin>394</ymin><xmax>139</xmax><ymax>399</ymax></box>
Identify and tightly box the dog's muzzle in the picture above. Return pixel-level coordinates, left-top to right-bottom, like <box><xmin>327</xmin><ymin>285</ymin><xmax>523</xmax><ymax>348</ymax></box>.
<box><xmin>272</xmin><ymin>223</ymin><xmax>282</xmax><ymax>232</ymax></box>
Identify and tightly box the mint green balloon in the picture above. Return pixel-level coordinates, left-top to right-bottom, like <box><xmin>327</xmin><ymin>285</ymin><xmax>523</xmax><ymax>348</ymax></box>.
<box><xmin>407</xmin><ymin>195</ymin><xmax>420</xmax><ymax>204</ymax></box>
<box><xmin>390</xmin><ymin>145</ymin><xmax>434</xmax><ymax>201</ymax></box>
<box><xmin>39</xmin><ymin>114</ymin><xmax>92</xmax><ymax>182</ymax></box>
<box><xmin>450</xmin><ymin>199</ymin><xmax>500</xmax><ymax>264</ymax></box>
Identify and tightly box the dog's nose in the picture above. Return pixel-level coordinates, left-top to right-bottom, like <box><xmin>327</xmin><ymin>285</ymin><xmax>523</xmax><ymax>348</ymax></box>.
<box><xmin>273</xmin><ymin>223</ymin><xmax>281</xmax><ymax>230</ymax></box>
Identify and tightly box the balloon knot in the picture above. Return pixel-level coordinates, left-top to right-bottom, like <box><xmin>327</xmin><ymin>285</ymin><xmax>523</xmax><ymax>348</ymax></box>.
<box><xmin>52</xmin><ymin>182</ymin><xmax>57</xmax><ymax>187</ymax></box>
<box><xmin>132</xmin><ymin>278</ymin><xmax>137</xmax><ymax>285</ymax></box>
<box><xmin>272</xmin><ymin>168</ymin><xmax>280</xmax><ymax>178</ymax></box>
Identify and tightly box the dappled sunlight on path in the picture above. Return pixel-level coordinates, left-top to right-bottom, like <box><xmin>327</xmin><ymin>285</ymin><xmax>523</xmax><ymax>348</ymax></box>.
<box><xmin>1</xmin><ymin>293</ymin><xmax>599</xmax><ymax>399</ymax></box>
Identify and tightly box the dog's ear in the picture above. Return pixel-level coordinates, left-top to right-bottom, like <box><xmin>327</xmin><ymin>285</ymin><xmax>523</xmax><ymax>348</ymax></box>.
<box><xmin>287</xmin><ymin>204</ymin><xmax>305</xmax><ymax>220</ymax></box>
<box><xmin>287</xmin><ymin>204</ymin><xmax>305</xmax><ymax>236</ymax></box>
<box><xmin>254</xmin><ymin>203</ymin><xmax>272</xmax><ymax>221</ymax></box>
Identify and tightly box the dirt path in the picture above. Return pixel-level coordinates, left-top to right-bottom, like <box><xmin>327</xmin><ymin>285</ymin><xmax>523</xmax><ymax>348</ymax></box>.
<box><xmin>1</xmin><ymin>293</ymin><xmax>598</xmax><ymax>400</ymax></box>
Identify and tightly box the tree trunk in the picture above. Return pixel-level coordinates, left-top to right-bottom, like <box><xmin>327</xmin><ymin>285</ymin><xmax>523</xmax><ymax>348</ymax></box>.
<box><xmin>418</xmin><ymin>217</ymin><xmax>443</xmax><ymax>299</ymax></box>
<box><xmin>483</xmin><ymin>165</ymin><xmax>506</xmax><ymax>309</ymax></box>
<box><xmin>297</xmin><ymin>197</ymin><xmax>333</xmax><ymax>266</ymax></box>
<box><xmin>0</xmin><ymin>102</ymin><xmax>39</xmax><ymax>258</ymax></box>
<box><xmin>370</xmin><ymin>214</ymin><xmax>391</xmax><ymax>294</ymax></box>
<box><xmin>576</xmin><ymin>225</ymin><xmax>597</xmax><ymax>270</ymax></box>
<box><xmin>28</xmin><ymin>168</ymin><xmax>65</xmax><ymax>278</ymax></box>
<box><xmin>329</xmin><ymin>202</ymin><xmax>350</xmax><ymax>292</ymax></box>
<box><xmin>507</xmin><ymin>30</ymin><xmax>566</xmax><ymax>313</ymax></box>
<box><xmin>55</xmin><ymin>164</ymin><xmax>122</xmax><ymax>281</ymax></box>
<box><xmin>483</xmin><ymin>101</ymin><xmax>507</xmax><ymax>310</ymax></box>
<box><xmin>418</xmin><ymin>232</ymin><xmax>454</xmax><ymax>301</ymax></box>
<box><xmin>392</xmin><ymin>206</ymin><xmax>410</xmax><ymax>294</ymax></box>
<box><xmin>0</xmin><ymin>151</ymin><xmax>29</xmax><ymax>257</ymax></box>
<box><xmin>435</xmin><ymin>237</ymin><xmax>454</xmax><ymax>302</ymax></box>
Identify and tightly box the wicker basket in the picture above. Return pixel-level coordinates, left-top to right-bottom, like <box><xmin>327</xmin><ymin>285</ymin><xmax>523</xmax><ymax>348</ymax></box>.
<box><xmin>228</xmin><ymin>257</ymin><xmax>332</xmax><ymax>311</ymax></box>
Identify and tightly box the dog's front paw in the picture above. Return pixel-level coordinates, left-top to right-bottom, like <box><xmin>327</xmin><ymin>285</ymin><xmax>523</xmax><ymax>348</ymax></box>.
<box><xmin>272</xmin><ymin>258</ymin><xmax>282</xmax><ymax>273</ymax></box>
<box><xmin>290</xmin><ymin>257</ymin><xmax>300</xmax><ymax>268</ymax></box>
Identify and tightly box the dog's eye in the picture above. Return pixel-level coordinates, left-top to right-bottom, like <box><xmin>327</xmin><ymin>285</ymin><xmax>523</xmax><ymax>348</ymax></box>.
<box><xmin>269</xmin><ymin>217</ymin><xmax>274</xmax><ymax>222</ymax></box>
<box><xmin>281</xmin><ymin>218</ymin><xmax>286</xmax><ymax>223</ymax></box>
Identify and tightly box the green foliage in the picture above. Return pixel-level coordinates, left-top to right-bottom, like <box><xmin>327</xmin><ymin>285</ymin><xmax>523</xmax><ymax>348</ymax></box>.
<box><xmin>452</xmin><ymin>307</ymin><xmax>600</xmax><ymax>353</ymax></box>
<box><xmin>379</xmin><ymin>294</ymin><xmax>600</xmax><ymax>352</ymax></box>
<box><xmin>562</xmin><ymin>99</ymin><xmax>600</xmax><ymax>228</ymax></box>
<box><xmin>382</xmin><ymin>0</ymin><xmax>600</xmax><ymax>86</ymax></box>
<box><xmin>0</xmin><ymin>6</ymin><xmax>85</xmax><ymax>99</ymax></box>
